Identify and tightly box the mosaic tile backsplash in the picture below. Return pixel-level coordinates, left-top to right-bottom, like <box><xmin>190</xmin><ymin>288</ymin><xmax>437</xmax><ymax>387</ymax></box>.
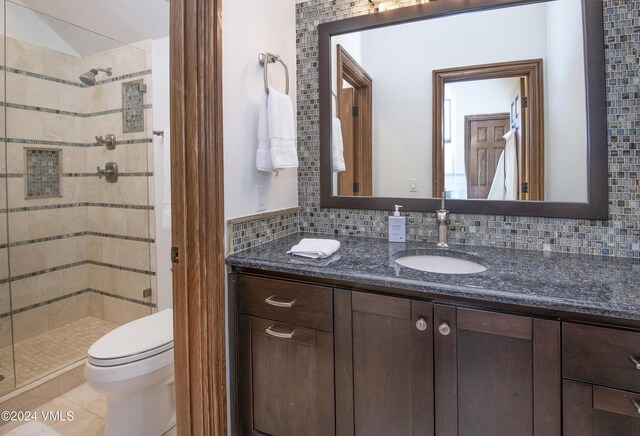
<box><xmin>122</xmin><ymin>79</ymin><xmax>145</xmax><ymax>133</ymax></box>
<box><xmin>25</xmin><ymin>148</ymin><xmax>61</xmax><ymax>198</ymax></box>
<box><xmin>288</xmin><ymin>0</ymin><xmax>640</xmax><ymax>258</ymax></box>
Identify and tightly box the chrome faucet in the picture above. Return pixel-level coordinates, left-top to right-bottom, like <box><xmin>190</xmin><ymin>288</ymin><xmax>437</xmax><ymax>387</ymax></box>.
<box><xmin>436</xmin><ymin>191</ymin><xmax>449</xmax><ymax>248</ymax></box>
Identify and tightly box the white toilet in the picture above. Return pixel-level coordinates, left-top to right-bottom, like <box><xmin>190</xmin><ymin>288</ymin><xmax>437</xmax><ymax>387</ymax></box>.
<box><xmin>85</xmin><ymin>309</ymin><xmax>175</xmax><ymax>436</ymax></box>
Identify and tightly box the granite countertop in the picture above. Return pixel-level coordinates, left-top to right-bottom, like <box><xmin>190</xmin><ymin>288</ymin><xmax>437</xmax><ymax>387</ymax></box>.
<box><xmin>226</xmin><ymin>233</ymin><xmax>640</xmax><ymax>322</ymax></box>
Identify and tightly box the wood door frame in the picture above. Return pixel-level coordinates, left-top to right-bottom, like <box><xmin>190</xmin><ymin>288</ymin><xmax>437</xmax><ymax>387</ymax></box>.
<box><xmin>336</xmin><ymin>45</ymin><xmax>373</xmax><ymax>196</ymax></box>
<box><xmin>433</xmin><ymin>59</ymin><xmax>544</xmax><ymax>200</ymax></box>
<box><xmin>170</xmin><ymin>0</ymin><xmax>227</xmax><ymax>434</ymax></box>
<box><xmin>464</xmin><ymin>112</ymin><xmax>511</xmax><ymax>199</ymax></box>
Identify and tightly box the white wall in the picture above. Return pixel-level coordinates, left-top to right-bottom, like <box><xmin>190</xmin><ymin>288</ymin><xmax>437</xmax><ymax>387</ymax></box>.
<box><xmin>151</xmin><ymin>36</ymin><xmax>173</xmax><ymax>311</ymax></box>
<box><xmin>445</xmin><ymin>78</ymin><xmax>518</xmax><ymax>198</ymax></box>
<box><xmin>545</xmin><ymin>0</ymin><xmax>587</xmax><ymax>202</ymax></box>
<box><xmin>3</xmin><ymin>1</ymin><xmax>80</xmax><ymax>56</ymax></box>
<box><xmin>222</xmin><ymin>0</ymin><xmax>297</xmax><ymax>223</ymax></box>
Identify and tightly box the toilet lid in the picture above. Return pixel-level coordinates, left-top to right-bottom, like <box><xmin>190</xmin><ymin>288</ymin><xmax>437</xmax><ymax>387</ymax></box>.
<box><xmin>88</xmin><ymin>309</ymin><xmax>174</xmax><ymax>363</ymax></box>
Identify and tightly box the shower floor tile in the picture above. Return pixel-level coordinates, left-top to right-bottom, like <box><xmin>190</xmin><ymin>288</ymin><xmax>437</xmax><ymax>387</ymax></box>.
<box><xmin>0</xmin><ymin>317</ymin><xmax>118</xmax><ymax>393</ymax></box>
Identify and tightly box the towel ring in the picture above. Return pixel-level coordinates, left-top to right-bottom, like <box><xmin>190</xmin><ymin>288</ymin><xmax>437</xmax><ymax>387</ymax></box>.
<box><xmin>259</xmin><ymin>52</ymin><xmax>289</xmax><ymax>95</ymax></box>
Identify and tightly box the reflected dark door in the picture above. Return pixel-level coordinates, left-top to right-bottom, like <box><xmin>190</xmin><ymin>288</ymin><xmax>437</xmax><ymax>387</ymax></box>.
<box><xmin>464</xmin><ymin>113</ymin><xmax>510</xmax><ymax>199</ymax></box>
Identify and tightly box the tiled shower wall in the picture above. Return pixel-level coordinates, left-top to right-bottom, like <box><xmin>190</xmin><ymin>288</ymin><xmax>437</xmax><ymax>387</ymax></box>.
<box><xmin>287</xmin><ymin>0</ymin><xmax>639</xmax><ymax>258</ymax></box>
<box><xmin>0</xmin><ymin>36</ymin><xmax>157</xmax><ymax>346</ymax></box>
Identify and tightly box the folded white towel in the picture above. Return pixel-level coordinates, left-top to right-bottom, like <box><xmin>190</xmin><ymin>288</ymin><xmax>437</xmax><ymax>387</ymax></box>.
<box><xmin>287</xmin><ymin>238</ymin><xmax>341</xmax><ymax>259</ymax></box>
<box><xmin>256</xmin><ymin>91</ymin><xmax>273</xmax><ymax>172</ymax></box>
<box><xmin>267</xmin><ymin>86</ymin><xmax>298</xmax><ymax>171</ymax></box>
<box><xmin>332</xmin><ymin>117</ymin><xmax>346</xmax><ymax>172</ymax></box>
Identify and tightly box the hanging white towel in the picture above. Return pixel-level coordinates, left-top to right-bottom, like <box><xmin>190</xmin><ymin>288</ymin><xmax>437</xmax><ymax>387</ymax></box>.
<box><xmin>487</xmin><ymin>128</ymin><xmax>518</xmax><ymax>201</ymax></box>
<box><xmin>332</xmin><ymin>117</ymin><xmax>346</xmax><ymax>172</ymax></box>
<box><xmin>267</xmin><ymin>86</ymin><xmax>298</xmax><ymax>171</ymax></box>
<box><xmin>256</xmin><ymin>91</ymin><xmax>273</xmax><ymax>172</ymax></box>
<box><xmin>160</xmin><ymin>127</ymin><xmax>172</xmax><ymax>228</ymax></box>
<box><xmin>287</xmin><ymin>238</ymin><xmax>341</xmax><ymax>259</ymax></box>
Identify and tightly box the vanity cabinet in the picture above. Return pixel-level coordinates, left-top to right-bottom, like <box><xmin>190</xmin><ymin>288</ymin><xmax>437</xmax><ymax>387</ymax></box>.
<box><xmin>562</xmin><ymin>323</ymin><xmax>640</xmax><ymax>435</ymax></box>
<box><xmin>236</xmin><ymin>275</ymin><xmax>335</xmax><ymax>436</ymax></box>
<box><xmin>433</xmin><ymin>305</ymin><xmax>561</xmax><ymax>436</ymax></box>
<box><xmin>334</xmin><ymin>290</ymin><xmax>434</xmax><ymax>435</ymax></box>
<box><xmin>334</xmin><ymin>293</ymin><xmax>561</xmax><ymax>436</ymax></box>
<box><xmin>232</xmin><ymin>271</ymin><xmax>640</xmax><ymax>436</ymax></box>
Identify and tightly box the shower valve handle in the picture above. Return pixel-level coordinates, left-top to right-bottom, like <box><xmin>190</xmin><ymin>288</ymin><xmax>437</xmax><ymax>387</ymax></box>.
<box><xmin>97</xmin><ymin>163</ymin><xmax>118</xmax><ymax>183</ymax></box>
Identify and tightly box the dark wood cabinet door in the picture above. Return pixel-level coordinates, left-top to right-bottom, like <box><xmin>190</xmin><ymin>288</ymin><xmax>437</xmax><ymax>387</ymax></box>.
<box><xmin>237</xmin><ymin>315</ymin><xmax>334</xmax><ymax>436</ymax></box>
<box><xmin>334</xmin><ymin>290</ymin><xmax>434</xmax><ymax>436</ymax></box>
<box><xmin>564</xmin><ymin>380</ymin><xmax>640</xmax><ymax>436</ymax></box>
<box><xmin>434</xmin><ymin>305</ymin><xmax>560</xmax><ymax>436</ymax></box>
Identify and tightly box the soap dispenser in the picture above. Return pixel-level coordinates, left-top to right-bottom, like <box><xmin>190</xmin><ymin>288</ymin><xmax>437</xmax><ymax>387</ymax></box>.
<box><xmin>389</xmin><ymin>205</ymin><xmax>406</xmax><ymax>242</ymax></box>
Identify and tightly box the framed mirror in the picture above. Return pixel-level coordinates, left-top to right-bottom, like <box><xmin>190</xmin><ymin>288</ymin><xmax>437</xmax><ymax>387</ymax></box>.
<box><xmin>318</xmin><ymin>0</ymin><xmax>607</xmax><ymax>219</ymax></box>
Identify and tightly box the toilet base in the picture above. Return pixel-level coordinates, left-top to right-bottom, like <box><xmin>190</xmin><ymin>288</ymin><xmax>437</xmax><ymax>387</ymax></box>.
<box><xmin>104</xmin><ymin>376</ymin><xmax>175</xmax><ymax>436</ymax></box>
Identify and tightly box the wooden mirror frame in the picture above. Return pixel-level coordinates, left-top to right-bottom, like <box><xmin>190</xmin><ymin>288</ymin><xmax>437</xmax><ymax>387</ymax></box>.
<box><xmin>318</xmin><ymin>0</ymin><xmax>608</xmax><ymax>219</ymax></box>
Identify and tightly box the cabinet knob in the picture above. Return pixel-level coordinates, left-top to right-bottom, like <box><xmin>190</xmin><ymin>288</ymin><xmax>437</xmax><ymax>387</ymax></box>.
<box><xmin>415</xmin><ymin>318</ymin><xmax>428</xmax><ymax>331</ymax></box>
<box><xmin>630</xmin><ymin>355</ymin><xmax>640</xmax><ymax>370</ymax></box>
<box><xmin>438</xmin><ymin>322</ymin><xmax>451</xmax><ymax>336</ymax></box>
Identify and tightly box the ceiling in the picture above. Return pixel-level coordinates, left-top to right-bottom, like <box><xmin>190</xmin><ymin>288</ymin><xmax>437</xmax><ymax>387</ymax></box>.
<box><xmin>14</xmin><ymin>0</ymin><xmax>169</xmax><ymax>48</ymax></box>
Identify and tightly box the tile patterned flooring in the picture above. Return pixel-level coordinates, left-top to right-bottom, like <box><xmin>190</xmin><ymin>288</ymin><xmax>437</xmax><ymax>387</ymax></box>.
<box><xmin>0</xmin><ymin>317</ymin><xmax>117</xmax><ymax>394</ymax></box>
<box><xmin>0</xmin><ymin>383</ymin><xmax>177</xmax><ymax>435</ymax></box>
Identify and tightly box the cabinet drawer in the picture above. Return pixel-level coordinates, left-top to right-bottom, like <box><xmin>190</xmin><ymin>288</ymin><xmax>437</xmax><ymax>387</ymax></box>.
<box><xmin>593</xmin><ymin>385</ymin><xmax>640</xmax><ymax>420</ymax></box>
<box><xmin>237</xmin><ymin>275</ymin><xmax>333</xmax><ymax>332</ymax></box>
<box><xmin>563</xmin><ymin>323</ymin><xmax>640</xmax><ymax>392</ymax></box>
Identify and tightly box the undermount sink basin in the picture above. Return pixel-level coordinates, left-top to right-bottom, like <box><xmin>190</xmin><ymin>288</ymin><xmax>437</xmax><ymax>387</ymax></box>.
<box><xmin>395</xmin><ymin>252</ymin><xmax>487</xmax><ymax>275</ymax></box>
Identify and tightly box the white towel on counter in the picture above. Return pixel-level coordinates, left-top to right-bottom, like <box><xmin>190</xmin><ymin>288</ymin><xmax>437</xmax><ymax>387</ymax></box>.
<box><xmin>256</xmin><ymin>92</ymin><xmax>274</xmax><ymax>172</ymax></box>
<box><xmin>160</xmin><ymin>127</ymin><xmax>172</xmax><ymax>228</ymax></box>
<box><xmin>487</xmin><ymin>128</ymin><xmax>518</xmax><ymax>201</ymax></box>
<box><xmin>287</xmin><ymin>238</ymin><xmax>341</xmax><ymax>259</ymax></box>
<box><xmin>332</xmin><ymin>117</ymin><xmax>346</xmax><ymax>172</ymax></box>
<box><xmin>267</xmin><ymin>86</ymin><xmax>298</xmax><ymax>171</ymax></box>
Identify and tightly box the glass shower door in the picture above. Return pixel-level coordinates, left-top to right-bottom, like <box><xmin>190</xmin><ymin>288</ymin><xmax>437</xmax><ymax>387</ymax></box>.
<box><xmin>0</xmin><ymin>0</ymin><xmax>155</xmax><ymax>392</ymax></box>
<box><xmin>0</xmin><ymin>0</ymin><xmax>17</xmax><ymax>396</ymax></box>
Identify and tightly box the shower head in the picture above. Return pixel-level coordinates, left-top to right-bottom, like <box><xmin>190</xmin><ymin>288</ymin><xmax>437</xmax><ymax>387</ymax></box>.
<box><xmin>79</xmin><ymin>67</ymin><xmax>112</xmax><ymax>86</ymax></box>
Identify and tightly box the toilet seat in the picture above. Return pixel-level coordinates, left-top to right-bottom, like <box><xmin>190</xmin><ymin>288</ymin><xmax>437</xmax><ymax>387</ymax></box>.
<box><xmin>88</xmin><ymin>309</ymin><xmax>173</xmax><ymax>367</ymax></box>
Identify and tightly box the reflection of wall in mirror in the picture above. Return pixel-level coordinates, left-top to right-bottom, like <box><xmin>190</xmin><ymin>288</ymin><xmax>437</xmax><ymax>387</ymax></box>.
<box><xmin>545</xmin><ymin>0</ymin><xmax>587</xmax><ymax>202</ymax></box>
<box><xmin>329</xmin><ymin>0</ymin><xmax>587</xmax><ymax>202</ymax></box>
<box><xmin>444</xmin><ymin>78</ymin><xmax>518</xmax><ymax>200</ymax></box>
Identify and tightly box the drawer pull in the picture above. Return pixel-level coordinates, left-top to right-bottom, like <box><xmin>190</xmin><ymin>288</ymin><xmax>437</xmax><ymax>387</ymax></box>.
<box><xmin>630</xmin><ymin>355</ymin><xmax>640</xmax><ymax>370</ymax></box>
<box><xmin>633</xmin><ymin>399</ymin><xmax>640</xmax><ymax>415</ymax></box>
<box><xmin>265</xmin><ymin>295</ymin><xmax>296</xmax><ymax>308</ymax></box>
<box><xmin>265</xmin><ymin>325</ymin><xmax>296</xmax><ymax>339</ymax></box>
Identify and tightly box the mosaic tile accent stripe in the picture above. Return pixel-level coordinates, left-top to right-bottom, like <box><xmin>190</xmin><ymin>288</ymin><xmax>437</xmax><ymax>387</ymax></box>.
<box><xmin>95</xmin><ymin>69</ymin><xmax>152</xmax><ymax>86</ymax></box>
<box><xmin>0</xmin><ymin>66</ymin><xmax>152</xmax><ymax>88</ymax></box>
<box><xmin>0</xmin><ymin>231</ymin><xmax>154</xmax><ymax>249</ymax></box>
<box><xmin>3</xmin><ymin>102</ymin><xmax>153</xmax><ymax>118</ymax></box>
<box><xmin>0</xmin><ymin>288</ymin><xmax>156</xmax><ymax>319</ymax></box>
<box><xmin>293</xmin><ymin>0</ymin><xmax>640</xmax><ymax>258</ymax></box>
<box><xmin>0</xmin><ymin>202</ymin><xmax>154</xmax><ymax>214</ymax></box>
<box><xmin>89</xmin><ymin>288</ymin><xmax>155</xmax><ymax>308</ymax></box>
<box><xmin>228</xmin><ymin>207</ymin><xmax>301</xmax><ymax>253</ymax></box>
<box><xmin>2</xmin><ymin>138</ymin><xmax>152</xmax><ymax>147</ymax></box>
<box><xmin>0</xmin><ymin>260</ymin><xmax>155</xmax><ymax>285</ymax></box>
<box><xmin>1</xmin><ymin>66</ymin><xmax>85</xmax><ymax>88</ymax></box>
<box><xmin>1</xmin><ymin>172</ymin><xmax>153</xmax><ymax>178</ymax></box>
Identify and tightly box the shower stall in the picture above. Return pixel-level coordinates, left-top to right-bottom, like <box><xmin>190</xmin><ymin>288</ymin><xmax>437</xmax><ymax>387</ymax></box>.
<box><xmin>0</xmin><ymin>0</ymin><xmax>158</xmax><ymax>396</ymax></box>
